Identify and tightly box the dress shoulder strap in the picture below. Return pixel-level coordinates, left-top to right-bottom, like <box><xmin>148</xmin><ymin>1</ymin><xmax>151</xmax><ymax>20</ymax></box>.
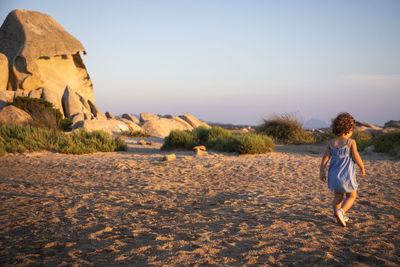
<box><xmin>346</xmin><ymin>138</ymin><xmax>351</xmax><ymax>146</ymax></box>
<box><xmin>345</xmin><ymin>138</ymin><xmax>352</xmax><ymax>151</ymax></box>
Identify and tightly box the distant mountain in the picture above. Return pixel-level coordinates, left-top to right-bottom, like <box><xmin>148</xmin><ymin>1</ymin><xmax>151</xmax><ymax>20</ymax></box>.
<box><xmin>304</xmin><ymin>118</ymin><xmax>329</xmax><ymax>130</ymax></box>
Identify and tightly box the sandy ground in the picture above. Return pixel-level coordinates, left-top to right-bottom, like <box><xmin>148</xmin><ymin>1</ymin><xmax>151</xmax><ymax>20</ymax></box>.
<box><xmin>0</xmin><ymin>137</ymin><xmax>399</xmax><ymax>266</ymax></box>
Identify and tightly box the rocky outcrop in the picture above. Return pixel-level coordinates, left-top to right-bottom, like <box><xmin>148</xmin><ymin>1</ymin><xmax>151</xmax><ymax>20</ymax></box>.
<box><xmin>88</xmin><ymin>100</ymin><xmax>106</xmax><ymax>119</ymax></box>
<box><xmin>0</xmin><ymin>9</ymin><xmax>93</xmax><ymax>101</ymax></box>
<box><xmin>0</xmin><ymin>53</ymin><xmax>8</xmax><ymax>91</ymax></box>
<box><xmin>105</xmin><ymin>112</ymin><xmax>116</xmax><ymax>120</ymax></box>
<box><xmin>122</xmin><ymin>113</ymin><xmax>139</xmax><ymax>124</ymax></box>
<box><xmin>356</xmin><ymin>121</ymin><xmax>382</xmax><ymax>134</ymax></box>
<box><xmin>120</xmin><ymin>118</ymin><xmax>143</xmax><ymax>132</ymax></box>
<box><xmin>172</xmin><ymin>116</ymin><xmax>193</xmax><ymax>129</ymax></box>
<box><xmin>73</xmin><ymin>118</ymin><xmax>143</xmax><ymax>135</ymax></box>
<box><xmin>41</xmin><ymin>88</ymin><xmax>63</xmax><ymax>114</ymax></box>
<box><xmin>0</xmin><ymin>90</ymin><xmax>14</xmax><ymax>110</ymax></box>
<box><xmin>382</xmin><ymin>120</ymin><xmax>400</xmax><ymax>133</ymax></box>
<box><xmin>0</xmin><ymin>105</ymin><xmax>32</xmax><ymax>124</ymax></box>
<box><xmin>384</xmin><ymin>120</ymin><xmax>400</xmax><ymax>129</ymax></box>
<box><xmin>28</xmin><ymin>88</ymin><xmax>43</xmax><ymax>99</ymax></box>
<box><xmin>140</xmin><ymin>113</ymin><xmax>159</xmax><ymax>122</ymax></box>
<box><xmin>180</xmin><ymin>113</ymin><xmax>210</xmax><ymax>129</ymax></box>
<box><xmin>62</xmin><ymin>86</ymin><xmax>91</xmax><ymax>118</ymax></box>
<box><xmin>141</xmin><ymin>118</ymin><xmax>193</xmax><ymax>138</ymax></box>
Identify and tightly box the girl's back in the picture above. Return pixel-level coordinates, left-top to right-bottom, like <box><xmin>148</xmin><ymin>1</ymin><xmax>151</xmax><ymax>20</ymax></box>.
<box><xmin>328</xmin><ymin>137</ymin><xmax>357</xmax><ymax>193</ymax></box>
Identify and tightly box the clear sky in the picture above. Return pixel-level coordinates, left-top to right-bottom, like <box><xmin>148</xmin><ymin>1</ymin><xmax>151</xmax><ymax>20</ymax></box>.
<box><xmin>1</xmin><ymin>0</ymin><xmax>399</xmax><ymax>126</ymax></box>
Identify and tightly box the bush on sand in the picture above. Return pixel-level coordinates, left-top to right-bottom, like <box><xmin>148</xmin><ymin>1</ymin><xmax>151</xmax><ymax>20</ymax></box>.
<box><xmin>162</xmin><ymin>126</ymin><xmax>274</xmax><ymax>154</ymax></box>
<box><xmin>0</xmin><ymin>124</ymin><xmax>126</xmax><ymax>155</ymax></box>
<box><xmin>356</xmin><ymin>131</ymin><xmax>400</xmax><ymax>155</ymax></box>
<box><xmin>257</xmin><ymin>114</ymin><xmax>316</xmax><ymax>144</ymax></box>
<box><xmin>11</xmin><ymin>96</ymin><xmax>72</xmax><ymax>131</ymax></box>
<box><xmin>121</xmin><ymin>129</ymin><xmax>151</xmax><ymax>138</ymax></box>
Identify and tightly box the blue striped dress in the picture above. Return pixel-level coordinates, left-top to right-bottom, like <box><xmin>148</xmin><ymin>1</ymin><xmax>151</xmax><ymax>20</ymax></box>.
<box><xmin>328</xmin><ymin>138</ymin><xmax>358</xmax><ymax>193</ymax></box>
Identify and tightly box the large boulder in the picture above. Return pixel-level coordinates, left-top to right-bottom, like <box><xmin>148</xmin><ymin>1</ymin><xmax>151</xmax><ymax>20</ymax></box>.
<box><xmin>73</xmin><ymin>118</ymin><xmax>139</xmax><ymax>135</ymax></box>
<box><xmin>140</xmin><ymin>113</ymin><xmax>159</xmax><ymax>122</ymax></box>
<box><xmin>0</xmin><ymin>9</ymin><xmax>94</xmax><ymax>101</ymax></box>
<box><xmin>0</xmin><ymin>90</ymin><xmax>14</xmax><ymax>110</ymax></box>
<box><xmin>28</xmin><ymin>88</ymin><xmax>43</xmax><ymax>99</ymax></box>
<box><xmin>88</xmin><ymin>100</ymin><xmax>106</xmax><ymax>119</ymax></box>
<box><xmin>356</xmin><ymin>121</ymin><xmax>382</xmax><ymax>134</ymax></box>
<box><xmin>62</xmin><ymin>86</ymin><xmax>90</xmax><ymax>118</ymax></box>
<box><xmin>180</xmin><ymin>113</ymin><xmax>210</xmax><ymax>129</ymax></box>
<box><xmin>120</xmin><ymin>118</ymin><xmax>143</xmax><ymax>132</ymax></box>
<box><xmin>0</xmin><ymin>105</ymin><xmax>32</xmax><ymax>124</ymax></box>
<box><xmin>105</xmin><ymin>112</ymin><xmax>116</xmax><ymax>120</ymax></box>
<box><xmin>384</xmin><ymin>120</ymin><xmax>400</xmax><ymax>129</ymax></box>
<box><xmin>41</xmin><ymin>88</ymin><xmax>63</xmax><ymax>115</ymax></box>
<box><xmin>172</xmin><ymin>116</ymin><xmax>194</xmax><ymax>130</ymax></box>
<box><xmin>122</xmin><ymin>113</ymin><xmax>139</xmax><ymax>124</ymax></box>
<box><xmin>0</xmin><ymin>53</ymin><xmax>8</xmax><ymax>91</ymax></box>
<box><xmin>141</xmin><ymin>118</ymin><xmax>192</xmax><ymax>138</ymax></box>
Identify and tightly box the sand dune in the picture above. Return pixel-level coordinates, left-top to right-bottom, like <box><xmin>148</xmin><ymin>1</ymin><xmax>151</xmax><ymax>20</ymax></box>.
<box><xmin>0</xmin><ymin>138</ymin><xmax>399</xmax><ymax>266</ymax></box>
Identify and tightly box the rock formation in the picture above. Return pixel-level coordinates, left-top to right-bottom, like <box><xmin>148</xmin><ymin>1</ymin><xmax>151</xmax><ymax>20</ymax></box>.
<box><xmin>0</xmin><ymin>105</ymin><xmax>32</xmax><ymax>124</ymax></box>
<box><xmin>384</xmin><ymin>120</ymin><xmax>400</xmax><ymax>129</ymax></box>
<box><xmin>140</xmin><ymin>113</ymin><xmax>160</xmax><ymax>122</ymax></box>
<box><xmin>122</xmin><ymin>113</ymin><xmax>139</xmax><ymax>124</ymax></box>
<box><xmin>0</xmin><ymin>53</ymin><xmax>8</xmax><ymax>91</ymax></box>
<box><xmin>355</xmin><ymin>121</ymin><xmax>382</xmax><ymax>134</ymax></box>
<box><xmin>180</xmin><ymin>113</ymin><xmax>211</xmax><ymax>129</ymax></box>
<box><xmin>0</xmin><ymin>91</ymin><xmax>14</xmax><ymax>110</ymax></box>
<box><xmin>140</xmin><ymin>117</ymin><xmax>194</xmax><ymax>138</ymax></box>
<box><xmin>0</xmin><ymin>9</ymin><xmax>212</xmax><ymax>138</ymax></box>
<box><xmin>105</xmin><ymin>112</ymin><xmax>116</xmax><ymax>120</ymax></box>
<box><xmin>0</xmin><ymin>9</ymin><xmax>93</xmax><ymax>101</ymax></box>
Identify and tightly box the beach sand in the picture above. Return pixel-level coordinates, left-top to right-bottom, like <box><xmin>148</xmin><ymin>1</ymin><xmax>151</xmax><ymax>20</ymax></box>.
<box><xmin>0</xmin><ymin>137</ymin><xmax>399</xmax><ymax>266</ymax></box>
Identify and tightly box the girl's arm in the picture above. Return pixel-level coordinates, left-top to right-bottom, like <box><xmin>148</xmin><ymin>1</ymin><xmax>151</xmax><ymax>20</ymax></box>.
<box><xmin>319</xmin><ymin>144</ymin><xmax>331</xmax><ymax>182</ymax></box>
<box><xmin>350</xmin><ymin>139</ymin><xmax>366</xmax><ymax>177</ymax></box>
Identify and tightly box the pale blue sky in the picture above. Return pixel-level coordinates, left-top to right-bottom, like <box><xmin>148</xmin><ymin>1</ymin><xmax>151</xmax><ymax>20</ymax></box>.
<box><xmin>1</xmin><ymin>0</ymin><xmax>399</xmax><ymax>125</ymax></box>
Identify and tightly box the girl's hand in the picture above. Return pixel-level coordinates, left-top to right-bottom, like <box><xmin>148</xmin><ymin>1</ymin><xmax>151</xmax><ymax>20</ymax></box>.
<box><xmin>361</xmin><ymin>168</ymin><xmax>366</xmax><ymax>178</ymax></box>
<box><xmin>320</xmin><ymin>171</ymin><xmax>327</xmax><ymax>182</ymax></box>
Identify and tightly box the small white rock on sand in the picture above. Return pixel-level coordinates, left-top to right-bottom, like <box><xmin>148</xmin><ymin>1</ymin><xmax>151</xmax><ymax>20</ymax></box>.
<box><xmin>0</xmin><ymin>137</ymin><xmax>399</xmax><ymax>266</ymax></box>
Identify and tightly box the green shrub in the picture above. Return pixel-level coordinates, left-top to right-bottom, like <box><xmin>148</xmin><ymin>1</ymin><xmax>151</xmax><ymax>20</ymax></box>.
<box><xmin>161</xmin><ymin>130</ymin><xmax>195</xmax><ymax>150</ymax></box>
<box><xmin>355</xmin><ymin>131</ymin><xmax>400</xmax><ymax>154</ymax></box>
<box><xmin>0</xmin><ymin>124</ymin><xmax>127</xmax><ymax>156</ymax></box>
<box><xmin>52</xmin><ymin>129</ymin><xmax>127</xmax><ymax>154</ymax></box>
<box><xmin>237</xmin><ymin>134</ymin><xmax>274</xmax><ymax>154</ymax></box>
<box><xmin>192</xmin><ymin>126</ymin><xmax>211</xmax><ymax>143</ymax></box>
<box><xmin>370</xmin><ymin>131</ymin><xmax>400</xmax><ymax>154</ymax></box>
<box><xmin>121</xmin><ymin>129</ymin><xmax>151</xmax><ymax>138</ymax></box>
<box><xmin>257</xmin><ymin>114</ymin><xmax>316</xmax><ymax>144</ymax></box>
<box><xmin>353</xmin><ymin>131</ymin><xmax>373</xmax><ymax>151</ymax></box>
<box><xmin>60</xmin><ymin>118</ymin><xmax>73</xmax><ymax>131</ymax></box>
<box><xmin>162</xmin><ymin>126</ymin><xmax>274</xmax><ymax>154</ymax></box>
<box><xmin>208</xmin><ymin>126</ymin><xmax>231</xmax><ymax>140</ymax></box>
<box><xmin>0</xmin><ymin>124</ymin><xmax>55</xmax><ymax>153</ymax></box>
<box><xmin>12</xmin><ymin>96</ymin><xmax>64</xmax><ymax>130</ymax></box>
<box><xmin>205</xmin><ymin>136</ymin><xmax>240</xmax><ymax>153</ymax></box>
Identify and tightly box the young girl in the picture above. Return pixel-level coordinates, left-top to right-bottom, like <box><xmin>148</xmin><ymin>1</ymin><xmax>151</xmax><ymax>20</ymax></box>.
<box><xmin>320</xmin><ymin>112</ymin><xmax>366</xmax><ymax>227</ymax></box>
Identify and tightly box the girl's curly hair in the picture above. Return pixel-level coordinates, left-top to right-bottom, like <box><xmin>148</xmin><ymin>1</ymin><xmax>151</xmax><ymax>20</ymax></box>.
<box><xmin>331</xmin><ymin>112</ymin><xmax>356</xmax><ymax>136</ymax></box>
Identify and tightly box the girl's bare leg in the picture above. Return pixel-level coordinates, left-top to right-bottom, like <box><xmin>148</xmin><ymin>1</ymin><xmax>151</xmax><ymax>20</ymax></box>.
<box><xmin>332</xmin><ymin>192</ymin><xmax>344</xmax><ymax>212</ymax></box>
<box><xmin>341</xmin><ymin>191</ymin><xmax>357</xmax><ymax>213</ymax></box>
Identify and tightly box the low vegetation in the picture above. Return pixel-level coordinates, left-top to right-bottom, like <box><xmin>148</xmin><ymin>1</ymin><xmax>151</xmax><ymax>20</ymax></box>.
<box><xmin>162</xmin><ymin>126</ymin><xmax>274</xmax><ymax>154</ymax></box>
<box><xmin>356</xmin><ymin>131</ymin><xmax>400</xmax><ymax>155</ymax></box>
<box><xmin>121</xmin><ymin>129</ymin><xmax>151</xmax><ymax>138</ymax></box>
<box><xmin>1</xmin><ymin>97</ymin><xmax>126</xmax><ymax>156</ymax></box>
<box><xmin>257</xmin><ymin>114</ymin><xmax>316</xmax><ymax>144</ymax></box>
<box><xmin>0</xmin><ymin>124</ymin><xmax>126</xmax><ymax>155</ymax></box>
<box><xmin>12</xmin><ymin>96</ymin><xmax>73</xmax><ymax>131</ymax></box>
